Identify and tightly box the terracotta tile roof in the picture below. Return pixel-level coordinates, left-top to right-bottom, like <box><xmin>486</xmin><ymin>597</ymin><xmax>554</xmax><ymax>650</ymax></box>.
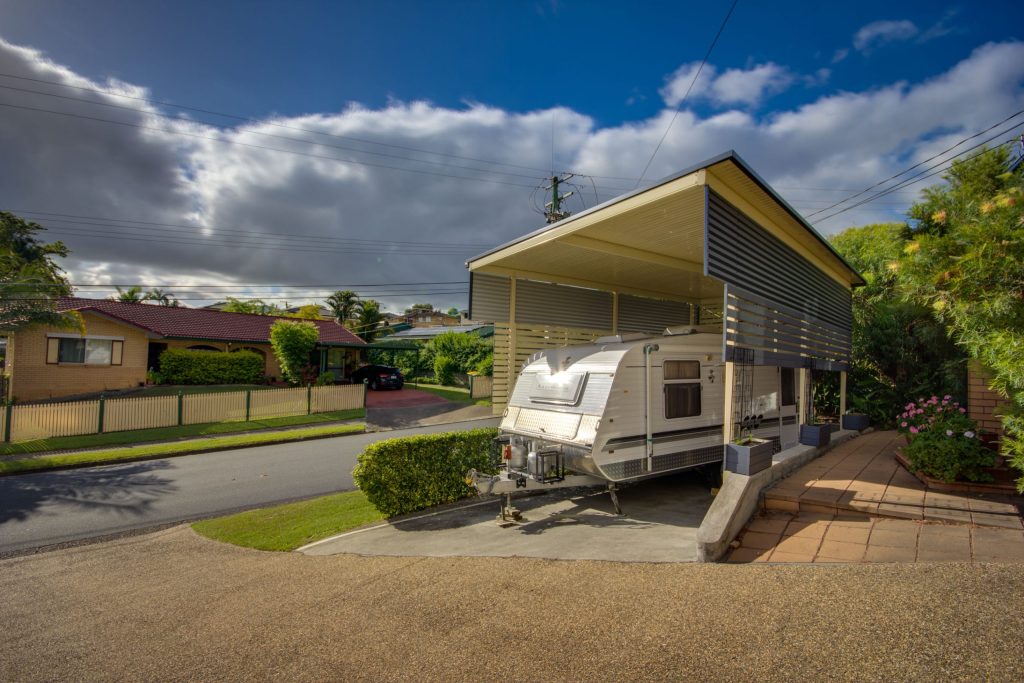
<box><xmin>57</xmin><ymin>298</ymin><xmax>365</xmax><ymax>346</ymax></box>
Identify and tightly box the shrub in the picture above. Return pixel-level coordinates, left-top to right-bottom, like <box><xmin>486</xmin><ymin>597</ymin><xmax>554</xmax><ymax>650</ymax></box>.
<box><xmin>352</xmin><ymin>428</ymin><xmax>499</xmax><ymax>516</ymax></box>
<box><xmin>158</xmin><ymin>349</ymin><xmax>263</xmax><ymax>385</ymax></box>
<box><xmin>269</xmin><ymin>320</ymin><xmax>320</xmax><ymax>384</ymax></box>
<box><xmin>433</xmin><ymin>354</ymin><xmax>457</xmax><ymax>386</ymax></box>
<box><xmin>475</xmin><ymin>354</ymin><xmax>493</xmax><ymax>377</ymax></box>
<box><xmin>897</xmin><ymin>395</ymin><xmax>995</xmax><ymax>482</ymax></box>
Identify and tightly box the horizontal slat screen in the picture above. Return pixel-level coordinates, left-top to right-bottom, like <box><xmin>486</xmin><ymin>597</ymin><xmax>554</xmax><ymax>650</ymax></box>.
<box><xmin>514</xmin><ymin>279</ymin><xmax>614</xmax><ymax>329</ymax></box>
<box><xmin>469</xmin><ymin>272</ymin><xmax>510</xmax><ymax>322</ymax></box>
<box><xmin>617</xmin><ymin>294</ymin><xmax>692</xmax><ymax>335</ymax></box>
<box><xmin>706</xmin><ymin>188</ymin><xmax>852</xmax><ymax>331</ymax></box>
<box><xmin>724</xmin><ymin>284</ymin><xmax>850</xmax><ymax>372</ymax></box>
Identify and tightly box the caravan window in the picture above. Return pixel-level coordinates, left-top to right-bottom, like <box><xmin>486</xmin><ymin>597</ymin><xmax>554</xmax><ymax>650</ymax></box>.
<box><xmin>664</xmin><ymin>360</ymin><xmax>701</xmax><ymax>419</ymax></box>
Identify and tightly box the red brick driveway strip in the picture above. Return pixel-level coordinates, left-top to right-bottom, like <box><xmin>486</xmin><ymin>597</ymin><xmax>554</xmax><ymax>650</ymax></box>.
<box><xmin>365</xmin><ymin>387</ymin><xmax>449</xmax><ymax>408</ymax></box>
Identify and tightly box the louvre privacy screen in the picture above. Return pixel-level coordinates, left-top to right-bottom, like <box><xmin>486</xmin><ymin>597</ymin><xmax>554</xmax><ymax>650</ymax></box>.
<box><xmin>706</xmin><ymin>188</ymin><xmax>852</xmax><ymax>371</ymax></box>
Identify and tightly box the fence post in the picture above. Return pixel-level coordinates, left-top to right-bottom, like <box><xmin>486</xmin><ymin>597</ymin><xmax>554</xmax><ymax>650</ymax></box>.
<box><xmin>307</xmin><ymin>384</ymin><xmax>312</xmax><ymax>415</ymax></box>
<box><xmin>4</xmin><ymin>401</ymin><xmax>12</xmax><ymax>443</ymax></box>
<box><xmin>98</xmin><ymin>395</ymin><xmax>106</xmax><ymax>434</ymax></box>
<box><xmin>177</xmin><ymin>391</ymin><xmax>184</xmax><ymax>426</ymax></box>
<box><xmin>363</xmin><ymin>380</ymin><xmax>368</xmax><ymax>408</ymax></box>
<box><xmin>245</xmin><ymin>389</ymin><xmax>251</xmax><ymax>422</ymax></box>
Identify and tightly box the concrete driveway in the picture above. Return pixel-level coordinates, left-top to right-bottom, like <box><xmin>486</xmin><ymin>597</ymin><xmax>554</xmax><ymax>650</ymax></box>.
<box><xmin>302</xmin><ymin>471</ymin><xmax>715</xmax><ymax>562</ymax></box>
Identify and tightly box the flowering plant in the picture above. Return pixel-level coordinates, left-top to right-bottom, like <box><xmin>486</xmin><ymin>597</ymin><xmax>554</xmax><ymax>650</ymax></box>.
<box><xmin>897</xmin><ymin>395</ymin><xmax>994</xmax><ymax>482</ymax></box>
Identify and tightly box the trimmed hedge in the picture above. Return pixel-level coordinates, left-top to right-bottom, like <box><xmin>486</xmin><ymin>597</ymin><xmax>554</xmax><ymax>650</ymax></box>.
<box><xmin>352</xmin><ymin>428</ymin><xmax>498</xmax><ymax>517</ymax></box>
<box><xmin>158</xmin><ymin>348</ymin><xmax>264</xmax><ymax>385</ymax></box>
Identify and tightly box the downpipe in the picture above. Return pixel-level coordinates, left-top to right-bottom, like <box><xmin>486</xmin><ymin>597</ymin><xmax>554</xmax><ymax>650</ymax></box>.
<box><xmin>643</xmin><ymin>342</ymin><xmax>659</xmax><ymax>473</ymax></box>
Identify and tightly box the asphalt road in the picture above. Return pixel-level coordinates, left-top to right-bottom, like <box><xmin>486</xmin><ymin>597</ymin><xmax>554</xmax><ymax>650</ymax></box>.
<box><xmin>0</xmin><ymin>417</ymin><xmax>497</xmax><ymax>554</ymax></box>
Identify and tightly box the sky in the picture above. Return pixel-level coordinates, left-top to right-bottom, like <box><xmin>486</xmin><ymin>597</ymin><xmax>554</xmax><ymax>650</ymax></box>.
<box><xmin>0</xmin><ymin>0</ymin><xmax>1022</xmax><ymax>313</ymax></box>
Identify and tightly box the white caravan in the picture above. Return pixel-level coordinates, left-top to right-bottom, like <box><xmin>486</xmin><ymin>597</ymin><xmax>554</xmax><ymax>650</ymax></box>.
<box><xmin>469</xmin><ymin>327</ymin><xmax>798</xmax><ymax>514</ymax></box>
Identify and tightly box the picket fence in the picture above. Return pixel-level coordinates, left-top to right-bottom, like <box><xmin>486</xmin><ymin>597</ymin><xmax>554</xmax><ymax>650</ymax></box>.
<box><xmin>469</xmin><ymin>375</ymin><xmax>493</xmax><ymax>400</ymax></box>
<box><xmin>0</xmin><ymin>384</ymin><xmax>365</xmax><ymax>443</ymax></box>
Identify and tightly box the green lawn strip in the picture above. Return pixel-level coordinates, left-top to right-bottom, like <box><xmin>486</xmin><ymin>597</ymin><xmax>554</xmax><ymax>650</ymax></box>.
<box><xmin>0</xmin><ymin>423</ymin><xmax>365</xmax><ymax>476</ymax></box>
<box><xmin>0</xmin><ymin>408</ymin><xmax>366</xmax><ymax>456</ymax></box>
<box><xmin>192</xmin><ymin>489</ymin><xmax>385</xmax><ymax>551</ymax></box>
<box><xmin>407</xmin><ymin>383</ymin><xmax>491</xmax><ymax>406</ymax></box>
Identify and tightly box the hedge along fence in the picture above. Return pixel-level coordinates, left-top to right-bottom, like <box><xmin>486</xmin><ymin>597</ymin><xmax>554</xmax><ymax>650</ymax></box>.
<box><xmin>158</xmin><ymin>348</ymin><xmax>264</xmax><ymax>385</ymax></box>
<box><xmin>2</xmin><ymin>384</ymin><xmax>366</xmax><ymax>443</ymax></box>
<box><xmin>353</xmin><ymin>428</ymin><xmax>499</xmax><ymax>517</ymax></box>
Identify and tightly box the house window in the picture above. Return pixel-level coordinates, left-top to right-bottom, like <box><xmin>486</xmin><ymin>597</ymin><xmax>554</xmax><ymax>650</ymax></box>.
<box><xmin>664</xmin><ymin>360</ymin><xmax>701</xmax><ymax>419</ymax></box>
<box><xmin>47</xmin><ymin>337</ymin><xmax>123</xmax><ymax>366</ymax></box>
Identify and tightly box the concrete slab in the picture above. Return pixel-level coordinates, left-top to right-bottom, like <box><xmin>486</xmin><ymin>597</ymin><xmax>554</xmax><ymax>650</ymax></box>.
<box><xmin>301</xmin><ymin>473</ymin><xmax>714</xmax><ymax>563</ymax></box>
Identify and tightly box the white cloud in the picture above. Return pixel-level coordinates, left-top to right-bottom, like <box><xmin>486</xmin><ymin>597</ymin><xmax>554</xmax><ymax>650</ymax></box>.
<box><xmin>853</xmin><ymin>19</ymin><xmax>919</xmax><ymax>53</ymax></box>
<box><xmin>660</xmin><ymin>61</ymin><xmax>795</xmax><ymax>108</ymax></box>
<box><xmin>2</xmin><ymin>38</ymin><xmax>1024</xmax><ymax>312</ymax></box>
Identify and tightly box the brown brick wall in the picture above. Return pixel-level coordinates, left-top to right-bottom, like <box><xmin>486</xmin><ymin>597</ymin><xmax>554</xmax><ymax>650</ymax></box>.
<box><xmin>9</xmin><ymin>313</ymin><xmax>149</xmax><ymax>402</ymax></box>
<box><xmin>968</xmin><ymin>361</ymin><xmax>1009</xmax><ymax>437</ymax></box>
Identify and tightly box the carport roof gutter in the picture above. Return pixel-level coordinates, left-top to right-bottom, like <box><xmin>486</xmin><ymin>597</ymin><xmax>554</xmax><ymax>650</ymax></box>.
<box><xmin>467</xmin><ymin>150</ymin><xmax>866</xmax><ymax>287</ymax></box>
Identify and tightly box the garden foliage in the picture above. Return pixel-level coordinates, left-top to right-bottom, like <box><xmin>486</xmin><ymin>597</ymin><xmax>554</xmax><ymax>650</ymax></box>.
<box><xmin>352</xmin><ymin>428</ymin><xmax>498</xmax><ymax>517</ymax></box>
<box><xmin>269</xmin><ymin>319</ymin><xmax>320</xmax><ymax>384</ymax></box>
<box><xmin>896</xmin><ymin>395</ymin><xmax>994</xmax><ymax>483</ymax></box>
<box><xmin>158</xmin><ymin>348</ymin><xmax>263</xmax><ymax>385</ymax></box>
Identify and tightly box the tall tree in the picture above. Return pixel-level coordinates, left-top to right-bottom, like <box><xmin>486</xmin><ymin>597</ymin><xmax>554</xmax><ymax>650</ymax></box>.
<box><xmin>325</xmin><ymin>290</ymin><xmax>358</xmax><ymax>325</ymax></box>
<box><xmin>113</xmin><ymin>286</ymin><xmax>146</xmax><ymax>303</ymax></box>
<box><xmin>0</xmin><ymin>211</ymin><xmax>80</xmax><ymax>332</ymax></box>
<box><xmin>355</xmin><ymin>299</ymin><xmax>384</xmax><ymax>342</ymax></box>
<box><xmin>222</xmin><ymin>297</ymin><xmax>281</xmax><ymax>315</ymax></box>
<box><xmin>898</xmin><ymin>147</ymin><xmax>1024</xmax><ymax>488</ymax></box>
<box><xmin>145</xmin><ymin>288</ymin><xmax>179</xmax><ymax>306</ymax></box>
<box><xmin>287</xmin><ymin>304</ymin><xmax>324</xmax><ymax>320</ymax></box>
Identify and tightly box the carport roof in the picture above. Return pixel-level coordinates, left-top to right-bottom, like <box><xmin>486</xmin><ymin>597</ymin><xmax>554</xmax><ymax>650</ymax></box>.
<box><xmin>467</xmin><ymin>151</ymin><xmax>865</xmax><ymax>294</ymax></box>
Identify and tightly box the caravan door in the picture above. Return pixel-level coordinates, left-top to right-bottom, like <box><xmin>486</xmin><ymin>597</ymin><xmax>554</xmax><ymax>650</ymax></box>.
<box><xmin>779</xmin><ymin>367</ymin><xmax>798</xmax><ymax>448</ymax></box>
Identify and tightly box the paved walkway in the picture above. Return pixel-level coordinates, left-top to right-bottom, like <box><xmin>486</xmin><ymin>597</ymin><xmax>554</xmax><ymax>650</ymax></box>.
<box><xmin>763</xmin><ymin>430</ymin><xmax>1022</xmax><ymax>528</ymax></box>
<box><xmin>730</xmin><ymin>430</ymin><xmax>1024</xmax><ymax>563</ymax></box>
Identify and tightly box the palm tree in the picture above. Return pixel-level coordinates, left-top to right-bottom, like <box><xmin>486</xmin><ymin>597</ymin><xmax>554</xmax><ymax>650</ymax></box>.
<box><xmin>113</xmin><ymin>285</ymin><xmax>145</xmax><ymax>303</ymax></box>
<box><xmin>355</xmin><ymin>299</ymin><xmax>384</xmax><ymax>342</ymax></box>
<box><xmin>145</xmin><ymin>288</ymin><xmax>179</xmax><ymax>306</ymax></box>
<box><xmin>325</xmin><ymin>290</ymin><xmax>358</xmax><ymax>325</ymax></box>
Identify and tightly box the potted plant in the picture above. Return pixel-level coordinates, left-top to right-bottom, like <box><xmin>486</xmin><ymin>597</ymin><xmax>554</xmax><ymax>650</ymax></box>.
<box><xmin>726</xmin><ymin>417</ymin><xmax>773</xmax><ymax>475</ymax></box>
<box><xmin>841</xmin><ymin>412</ymin><xmax>870</xmax><ymax>431</ymax></box>
<box><xmin>799</xmin><ymin>422</ymin><xmax>831</xmax><ymax>447</ymax></box>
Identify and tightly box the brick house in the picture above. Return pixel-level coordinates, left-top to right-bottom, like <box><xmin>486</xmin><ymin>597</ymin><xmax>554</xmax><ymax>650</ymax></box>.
<box><xmin>405</xmin><ymin>309</ymin><xmax>461</xmax><ymax>328</ymax></box>
<box><xmin>3</xmin><ymin>298</ymin><xmax>366</xmax><ymax>402</ymax></box>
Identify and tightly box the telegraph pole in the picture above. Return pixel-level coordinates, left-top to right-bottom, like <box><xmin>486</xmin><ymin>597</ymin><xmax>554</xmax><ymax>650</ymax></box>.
<box><xmin>544</xmin><ymin>173</ymin><xmax>574</xmax><ymax>224</ymax></box>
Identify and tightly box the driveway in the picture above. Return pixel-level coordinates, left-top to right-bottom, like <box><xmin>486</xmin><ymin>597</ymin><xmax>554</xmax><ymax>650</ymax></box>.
<box><xmin>366</xmin><ymin>386</ymin><xmax>493</xmax><ymax>429</ymax></box>
<box><xmin>2</xmin><ymin>526</ymin><xmax>1022</xmax><ymax>682</ymax></box>
<box><xmin>302</xmin><ymin>471</ymin><xmax>715</xmax><ymax>562</ymax></box>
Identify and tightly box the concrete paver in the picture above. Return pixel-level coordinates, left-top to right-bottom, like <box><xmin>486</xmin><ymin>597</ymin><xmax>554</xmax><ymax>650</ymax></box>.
<box><xmin>3</xmin><ymin>526</ymin><xmax>1024</xmax><ymax>682</ymax></box>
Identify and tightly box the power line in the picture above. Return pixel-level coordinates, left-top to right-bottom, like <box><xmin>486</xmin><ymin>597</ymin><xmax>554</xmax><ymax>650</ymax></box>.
<box><xmin>812</xmin><ymin>135</ymin><xmax>1020</xmax><ymax>224</ymax></box>
<box><xmin>64</xmin><ymin>281</ymin><xmax>466</xmax><ymax>288</ymax></box>
<box><xmin>0</xmin><ymin>101</ymin><xmax>543</xmax><ymax>190</ymax></box>
<box><xmin>633</xmin><ymin>0</ymin><xmax>739</xmax><ymax>188</ymax></box>
<box><xmin>805</xmin><ymin>110</ymin><xmax>1024</xmax><ymax>219</ymax></box>
<box><xmin>0</xmin><ymin>72</ymin><xmax>557</xmax><ymax>177</ymax></box>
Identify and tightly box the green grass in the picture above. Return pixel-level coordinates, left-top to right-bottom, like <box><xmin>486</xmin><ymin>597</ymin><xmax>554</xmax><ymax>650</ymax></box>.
<box><xmin>192</xmin><ymin>489</ymin><xmax>385</xmax><ymax>551</ymax></box>
<box><xmin>407</xmin><ymin>382</ymin><xmax>490</xmax><ymax>406</ymax></box>
<box><xmin>0</xmin><ymin>409</ymin><xmax>365</xmax><ymax>456</ymax></box>
<box><xmin>0</xmin><ymin>423</ymin><xmax>365</xmax><ymax>476</ymax></box>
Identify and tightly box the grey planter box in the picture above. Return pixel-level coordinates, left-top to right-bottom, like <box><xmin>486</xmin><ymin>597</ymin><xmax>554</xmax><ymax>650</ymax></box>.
<box><xmin>842</xmin><ymin>413</ymin><xmax>870</xmax><ymax>431</ymax></box>
<box><xmin>799</xmin><ymin>424</ymin><xmax>832</xmax><ymax>447</ymax></box>
<box><xmin>725</xmin><ymin>438</ymin><xmax>774</xmax><ymax>475</ymax></box>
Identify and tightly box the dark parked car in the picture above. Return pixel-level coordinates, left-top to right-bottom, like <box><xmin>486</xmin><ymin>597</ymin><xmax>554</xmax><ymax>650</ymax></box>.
<box><xmin>351</xmin><ymin>364</ymin><xmax>404</xmax><ymax>390</ymax></box>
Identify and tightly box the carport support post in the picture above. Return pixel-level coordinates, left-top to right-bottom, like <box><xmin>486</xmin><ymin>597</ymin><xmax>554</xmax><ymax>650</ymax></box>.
<box><xmin>508</xmin><ymin>276</ymin><xmax>517</xmax><ymax>386</ymax></box>
<box><xmin>797</xmin><ymin>369</ymin><xmax>809</xmax><ymax>426</ymax></box>
<box><xmin>611</xmin><ymin>291</ymin><xmax>618</xmax><ymax>334</ymax></box>
<box><xmin>839</xmin><ymin>371</ymin><xmax>847</xmax><ymax>419</ymax></box>
<box><xmin>722</xmin><ymin>361</ymin><xmax>736</xmax><ymax>446</ymax></box>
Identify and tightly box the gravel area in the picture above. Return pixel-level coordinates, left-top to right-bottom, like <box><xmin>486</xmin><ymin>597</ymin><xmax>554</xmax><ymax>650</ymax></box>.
<box><xmin>2</xmin><ymin>526</ymin><xmax>1023</xmax><ymax>682</ymax></box>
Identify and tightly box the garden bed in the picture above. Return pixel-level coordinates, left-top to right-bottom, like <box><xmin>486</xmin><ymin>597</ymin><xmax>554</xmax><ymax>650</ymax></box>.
<box><xmin>894</xmin><ymin>449</ymin><xmax>1021</xmax><ymax>495</ymax></box>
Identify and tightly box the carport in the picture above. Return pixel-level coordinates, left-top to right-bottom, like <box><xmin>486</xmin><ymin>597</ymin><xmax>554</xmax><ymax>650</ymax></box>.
<box><xmin>467</xmin><ymin>151</ymin><xmax>865</xmax><ymax>445</ymax></box>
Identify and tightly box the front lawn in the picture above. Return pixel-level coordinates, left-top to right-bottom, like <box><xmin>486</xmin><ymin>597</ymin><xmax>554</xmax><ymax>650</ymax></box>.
<box><xmin>0</xmin><ymin>408</ymin><xmax>366</xmax><ymax>456</ymax></box>
<box><xmin>192</xmin><ymin>490</ymin><xmax>385</xmax><ymax>551</ymax></box>
<box><xmin>0</xmin><ymin>422</ymin><xmax>365</xmax><ymax>476</ymax></box>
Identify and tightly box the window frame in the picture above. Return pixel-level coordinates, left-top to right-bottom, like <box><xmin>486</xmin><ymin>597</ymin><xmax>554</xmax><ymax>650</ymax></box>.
<box><xmin>46</xmin><ymin>335</ymin><xmax>124</xmax><ymax>367</ymax></box>
<box><xmin>663</xmin><ymin>359</ymin><xmax>702</xmax><ymax>420</ymax></box>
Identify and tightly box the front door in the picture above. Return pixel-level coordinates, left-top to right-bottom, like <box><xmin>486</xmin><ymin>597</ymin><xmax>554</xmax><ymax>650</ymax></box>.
<box><xmin>147</xmin><ymin>342</ymin><xmax>168</xmax><ymax>371</ymax></box>
<box><xmin>779</xmin><ymin>367</ymin><xmax>798</xmax><ymax>448</ymax></box>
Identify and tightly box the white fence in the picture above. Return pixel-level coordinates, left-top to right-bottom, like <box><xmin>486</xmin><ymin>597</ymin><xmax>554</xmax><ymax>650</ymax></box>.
<box><xmin>469</xmin><ymin>375</ymin><xmax>493</xmax><ymax>400</ymax></box>
<box><xmin>2</xmin><ymin>384</ymin><xmax>366</xmax><ymax>443</ymax></box>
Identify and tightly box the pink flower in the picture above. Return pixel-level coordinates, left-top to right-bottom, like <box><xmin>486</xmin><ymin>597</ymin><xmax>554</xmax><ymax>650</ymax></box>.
<box><xmin>942</xmin><ymin>400</ymin><xmax>949</xmax><ymax>405</ymax></box>
<box><xmin>959</xmin><ymin>407</ymin><xmax>966</xmax><ymax>414</ymax></box>
<box><xmin>910</xmin><ymin>426</ymin><xmax>919</xmax><ymax>434</ymax></box>
<box><xmin>964</xmin><ymin>431</ymin><xmax>975</xmax><ymax>439</ymax></box>
<box><xmin>931</xmin><ymin>395</ymin><xmax>938</xmax><ymax>401</ymax></box>
<box><xmin>946</xmin><ymin>430</ymin><xmax>954</xmax><ymax>437</ymax></box>
<box><xmin>944</xmin><ymin>394</ymin><xmax>951</xmax><ymax>400</ymax></box>
<box><xmin>901</xmin><ymin>412</ymin><xmax>908</xmax><ymax>418</ymax></box>
<box><xmin>901</xmin><ymin>422</ymin><xmax>908</xmax><ymax>428</ymax></box>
